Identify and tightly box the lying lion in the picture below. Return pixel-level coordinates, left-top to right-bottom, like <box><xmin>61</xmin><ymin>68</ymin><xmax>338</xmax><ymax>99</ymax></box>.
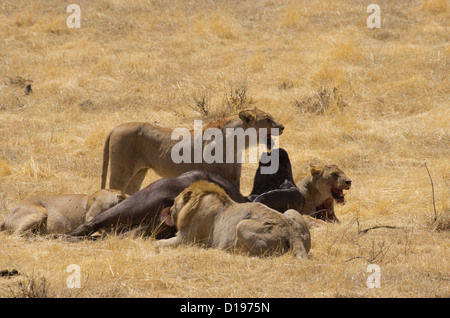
<box><xmin>101</xmin><ymin>107</ymin><xmax>284</xmax><ymax>194</ymax></box>
<box><xmin>67</xmin><ymin>170</ymin><xmax>247</xmax><ymax>239</ymax></box>
<box><xmin>0</xmin><ymin>189</ymin><xmax>127</xmax><ymax>235</ymax></box>
<box><xmin>295</xmin><ymin>164</ymin><xmax>352</xmax><ymax>222</ymax></box>
<box><xmin>157</xmin><ymin>180</ymin><xmax>311</xmax><ymax>258</ymax></box>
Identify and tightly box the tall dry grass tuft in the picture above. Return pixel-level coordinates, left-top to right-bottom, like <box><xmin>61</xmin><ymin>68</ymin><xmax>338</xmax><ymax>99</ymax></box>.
<box><xmin>294</xmin><ymin>87</ymin><xmax>348</xmax><ymax>116</ymax></box>
<box><xmin>4</xmin><ymin>273</ymin><xmax>52</xmax><ymax>298</ymax></box>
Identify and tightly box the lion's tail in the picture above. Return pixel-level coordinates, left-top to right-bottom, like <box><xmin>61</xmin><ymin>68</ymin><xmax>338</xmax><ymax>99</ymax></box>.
<box><xmin>101</xmin><ymin>131</ymin><xmax>113</xmax><ymax>189</ymax></box>
<box><xmin>0</xmin><ymin>221</ymin><xmax>6</xmax><ymax>232</ymax></box>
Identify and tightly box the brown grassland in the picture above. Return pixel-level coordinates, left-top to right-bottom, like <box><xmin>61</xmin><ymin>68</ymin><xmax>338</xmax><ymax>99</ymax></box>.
<box><xmin>0</xmin><ymin>0</ymin><xmax>449</xmax><ymax>298</ymax></box>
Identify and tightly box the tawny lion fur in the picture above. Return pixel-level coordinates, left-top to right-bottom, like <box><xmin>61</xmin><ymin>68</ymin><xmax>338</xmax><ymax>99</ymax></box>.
<box><xmin>1</xmin><ymin>189</ymin><xmax>127</xmax><ymax>235</ymax></box>
<box><xmin>157</xmin><ymin>180</ymin><xmax>311</xmax><ymax>258</ymax></box>
<box><xmin>101</xmin><ymin>108</ymin><xmax>284</xmax><ymax>194</ymax></box>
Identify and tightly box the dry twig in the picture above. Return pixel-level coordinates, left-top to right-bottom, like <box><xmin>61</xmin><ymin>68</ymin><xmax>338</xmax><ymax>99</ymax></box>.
<box><xmin>359</xmin><ymin>225</ymin><xmax>402</xmax><ymax>234</ymax></box>
<box><xmin>424</xmin><ymin>162</ymin><xmax>437</xmax><ymax>222</ymax></box>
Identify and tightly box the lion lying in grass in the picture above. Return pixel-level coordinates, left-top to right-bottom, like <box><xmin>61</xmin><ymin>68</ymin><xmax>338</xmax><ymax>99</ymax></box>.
<box><xmin>0</xmin><ymin>189</ymin><xmax>127</xmax><ymax>235</ymax></box>
<box><xmin>157</xmin><ymin>180</ymin><xmax>311</xmax><ymax>258</ymax></box>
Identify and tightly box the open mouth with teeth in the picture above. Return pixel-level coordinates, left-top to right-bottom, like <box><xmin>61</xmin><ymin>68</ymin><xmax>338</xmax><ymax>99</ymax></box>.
<box><xmin>331</xmin><ymin>187</ymin><xmax>346</xmax><ymax>203</ymax></box>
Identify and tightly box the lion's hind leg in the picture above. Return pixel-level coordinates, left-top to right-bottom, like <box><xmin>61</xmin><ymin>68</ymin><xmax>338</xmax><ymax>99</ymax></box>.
<box><xmin>5</xmin><ymin>204</ymin><xmax>48</xmax><ymax>235</ymax></box>
<box><xmin>236</xmin><ymin>219</ymin><xmax>288</xmax><ymax>256</ymax></box>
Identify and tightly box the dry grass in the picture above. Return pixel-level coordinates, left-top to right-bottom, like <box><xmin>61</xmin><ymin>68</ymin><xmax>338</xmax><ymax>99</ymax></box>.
<box><xmin>0</xmin><ymin>0</ymin><xmax>449</xmax><ymax>298</ymax></box>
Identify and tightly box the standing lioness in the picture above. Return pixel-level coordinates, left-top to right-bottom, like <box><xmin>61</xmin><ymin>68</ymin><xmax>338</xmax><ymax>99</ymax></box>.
<box><xmin>101</xmin><ymin>108</ymin><xmax>284</xmax><ymax>194</ymax></box>
<box><xmin>0</xmin><ymin>189</ymin><xmax>127</xmax><ymax>235</ymax></box>
<box><xmin>158</xmin><ymin>180</ymin><xmax>311</xmax><ymax>258</ymax></box>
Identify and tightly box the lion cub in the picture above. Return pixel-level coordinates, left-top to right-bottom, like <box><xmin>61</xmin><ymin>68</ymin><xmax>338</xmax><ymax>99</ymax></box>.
<box><xmin>1</xmin><ymin>189</ymin><xmax>127</xmax><ymax>235</ymax></box>
<box><xmin>157</xmin><ymin>180</ymin><xmax>311</xmax><ymax>258</ymax></box>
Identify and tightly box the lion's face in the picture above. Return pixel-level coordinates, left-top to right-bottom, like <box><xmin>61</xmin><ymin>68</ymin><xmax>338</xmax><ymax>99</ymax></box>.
<box><xmin>169</xmin><ymin>189</ymin><xmax>193</xmax><ymax>225</ymax></box>
<box><xmin>85</xmin><ymin>189</ymin><xmax>128</xmax><ymax>223</ymax></box>
<box><xmin>88</xmin><ymin>189</ymin><xmax>128</xmax><ymax>211</ymax></box>
<box><xmin>239</xmin><ymin>108</ymin><xmax>284</xmax><ymax>148</ymax></box>
<box><xmin>311</xmin><ymin>165</ymin><xmax>352</xmax><ymax>204</ymax></box>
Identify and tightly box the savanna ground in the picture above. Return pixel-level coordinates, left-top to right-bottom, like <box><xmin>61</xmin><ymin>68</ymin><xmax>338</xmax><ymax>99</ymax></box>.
<box><xmin>0</xmin><ymin>0</ymin><xmax>449</xmax><ymax>298</ymax></box>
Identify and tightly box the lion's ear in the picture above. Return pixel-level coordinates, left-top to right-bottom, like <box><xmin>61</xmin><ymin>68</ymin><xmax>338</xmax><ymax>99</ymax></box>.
<box><xmin>239</xmin><ymin>109</ymin><xmax>256</xmax><ymax>124</ymax></box>
<box><xmin>117</xmin><ymin>192</ymin><xmax>129</xmax><ymax>202</ymax></box>
<box><xmin>183</xmin><ymin>190</ymin><xmax>192</xmax><ymax>203</ymax></box>
<box><xmin>310</xmin><ymin>165</ymin><xmax>323</xmax><ymax>177</ymax></box>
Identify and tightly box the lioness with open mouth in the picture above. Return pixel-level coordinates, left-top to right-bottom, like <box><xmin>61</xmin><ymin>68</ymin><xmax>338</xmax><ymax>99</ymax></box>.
<box><xmin>296</xmin><ymin>164</ymin><xmax>352</xmax><ymax>222</ymax></box>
